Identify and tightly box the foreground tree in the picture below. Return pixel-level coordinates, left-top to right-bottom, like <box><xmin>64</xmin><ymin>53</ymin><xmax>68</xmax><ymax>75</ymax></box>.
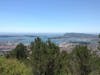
<box><xmin>70</xmin><ymin>46</ymin><xmax>92</xmax><ymax>75</ymax></box>
<box><xmin>55</xmin><ymin>51</ymin><xmax>70</xmax><ymax>75</ymax></box>
<box><xmin>31</xmin><ymin>37</ymin><xmax>60</xmax><ymax>75</ymax></box>
<box><xmin>10</xmin><ymin>43</ymin><xmax>27</xmax><ymax>60</ymax></box>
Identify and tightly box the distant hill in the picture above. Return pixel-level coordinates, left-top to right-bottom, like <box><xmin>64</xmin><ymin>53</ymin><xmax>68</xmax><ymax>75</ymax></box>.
<box><xmin>63</xmin><ymin>33</ymin><xmax>98</xmax><ymax>38</ymax></box>
<box><xmin>50</xmin><ymin>33</ymin><xmax>98</xmax><ymax>39</ymax></box>
<box><xmin>49</xmin><ymin>33</ymin><xmax>99</xmax><ymax>44</ymax></box>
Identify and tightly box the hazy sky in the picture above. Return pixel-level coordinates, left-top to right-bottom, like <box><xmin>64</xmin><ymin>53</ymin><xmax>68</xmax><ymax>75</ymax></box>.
<box><xmin>0</xmin><ymin>0</ymin><xmax>100</xmax><ymax>33</ymax></box>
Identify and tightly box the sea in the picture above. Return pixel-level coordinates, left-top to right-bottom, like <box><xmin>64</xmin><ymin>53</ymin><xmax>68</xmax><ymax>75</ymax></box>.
<box><xmin>0</xmin><ymin>33</ymin><xmax>99</xmax><ymax>46</ymax></box>
<box><xmin>0</xmin><ymin>33</ymin><xmax>64</xmax><ymax>45</ymax></box>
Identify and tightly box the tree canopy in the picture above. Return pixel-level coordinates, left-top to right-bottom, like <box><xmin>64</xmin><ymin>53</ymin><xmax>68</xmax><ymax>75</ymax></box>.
<box><xmin>10</xmin><ymin>43</ymin><xmax>27</xmax><ymax>60</ymax></box>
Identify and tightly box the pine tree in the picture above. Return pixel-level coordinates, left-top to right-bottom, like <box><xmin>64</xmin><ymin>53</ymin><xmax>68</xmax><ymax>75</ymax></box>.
<box><xmin>31</xmin><ymin>37</ymin><xmax>60</xmax><ymax>75</ymax></box>
<box><xmin>70</xmin><ymin>46</ymin><xmax>92</xmax><ymax>75</ymax></box>
<box><xmin>11</xmin><ymin>43</ymin><xmax>27</xmax><ymax>60</ymax></box>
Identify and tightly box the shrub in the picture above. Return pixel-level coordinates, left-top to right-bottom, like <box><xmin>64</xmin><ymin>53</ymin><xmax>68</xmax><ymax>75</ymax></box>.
<box><xmin>0</xmin><ymin>57</ymin><xmax>32</xmax><ymax>75</ymax></box>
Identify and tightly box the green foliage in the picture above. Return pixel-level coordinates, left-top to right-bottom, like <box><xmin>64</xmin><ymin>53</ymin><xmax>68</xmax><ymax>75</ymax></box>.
<box><xmin>10</xmin><ymin>43</ymin><xmax>27</xmax><ymax>60</ymax></box>
<box><xmin>0</xmin><ymin>57</ymin><xmax>32</xmax><ymax>75</ymax></box>
<box><xmin>55</xmin><ymin>51</ymin><xmax>69</xmax><ymax>75</ymax></box>
<box><xmin>69</xmin><ymin>46</ymin><xmax>95</xmax><ymax>75</ymax></box>
<box><xmin>3</xmin><ymin>37</ymin><xmax>100</xmax><ymax>75</ymax></box>
<box><xmin>90</xmin><ymin>50</ymin><xmax>100</xmax><ymax>75</ymax></box>
<box><xmin>31</xmin><ymin>37</ymin><xmax>60</xmax><ymax>75</ymax></box>
<box><xmin>31</xmin><ymin>38</ymin><xmax>100</xmax><ymax>75</ymax></box>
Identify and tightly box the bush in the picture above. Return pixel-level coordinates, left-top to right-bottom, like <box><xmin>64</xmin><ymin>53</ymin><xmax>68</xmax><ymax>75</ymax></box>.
<box><xmin>0</xmin><ymin>57</ymin><xmax>32</xmax><ymax>75</ymax></box>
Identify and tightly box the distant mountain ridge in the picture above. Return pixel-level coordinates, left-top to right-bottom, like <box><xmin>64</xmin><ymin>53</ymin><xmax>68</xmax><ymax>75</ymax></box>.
<box><xmin>49</xmin><ymin>33</ymin><xmax>98</xmax><ymax>39</ymax></box>
<box><xmin>64</xmin><ymin>33</ymin><xmax>98</xmax><ymax>38</ymax></box>
<box><xmin>49</xmin><ymin>33</ymin><xmax>99</xmax><ymax>44</ymax></box>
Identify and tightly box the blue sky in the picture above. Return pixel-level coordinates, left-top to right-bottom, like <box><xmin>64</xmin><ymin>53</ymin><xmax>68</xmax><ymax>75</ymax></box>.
<box><xmin>0</xmin><ymin>0</ymin><xmax>100</xmax><ymax>33</ymax></box>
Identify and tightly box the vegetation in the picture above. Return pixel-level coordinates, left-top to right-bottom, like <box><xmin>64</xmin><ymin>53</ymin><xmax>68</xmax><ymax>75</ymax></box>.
<box><xmin>69</xmin><ymin>46</ymin><xmax>92</xmax><ymax>75</ymax></box>
<box><xmin>0</xmin><ymin>37</ymin><xmax>100</xmax><ymax>75</ymax></box>
<box><xmin>0</xmin><ymin>57</ymin><xmax>32</xmax><ymax>75</ymax></box>
<box><xmin>10</xmin><ymin>43</ymin><xmax>28</xmax><ymax>60</ymax></box>
<box><xmin>31</xmin><ymin>38</ymin><xmax>60</xmax><ymax>75</ymax></box>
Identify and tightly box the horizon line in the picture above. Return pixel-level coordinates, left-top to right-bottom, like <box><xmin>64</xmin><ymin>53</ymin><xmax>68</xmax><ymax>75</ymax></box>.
<box><xmin>0</xmin><ymin>32</ymin><xmax>99</xmax><ymax>34</ymax></box>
